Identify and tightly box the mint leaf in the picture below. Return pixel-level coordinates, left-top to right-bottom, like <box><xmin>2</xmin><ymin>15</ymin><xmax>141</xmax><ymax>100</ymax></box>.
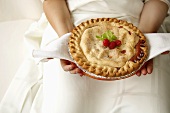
<box><xmin>102</xmin><ymin>33</ymin><xmax>107</xmax><ymax>39</ymax></box>
<box><xmin>111</xmin><ymin>35</ymin><xmax>117</xmax><ymax>40</ymax></box>
<box><xmin>105</xmin><ymin>30</ymin><xmax>117</xmax><ymax>41</ymax></box>
<box><xmin>96</xmin><ymin>35</ymin><xmax>103</xmax><ymax>40</ymax></box>
<box><xmin>96</xmin><ymin>35</ymin><xmax>101</xmax><ymax>39</ymax></box>
<box><xmin>96</xmin><ymin>30</ymin><xmax>117</xmax><ymax>41</ymax></box>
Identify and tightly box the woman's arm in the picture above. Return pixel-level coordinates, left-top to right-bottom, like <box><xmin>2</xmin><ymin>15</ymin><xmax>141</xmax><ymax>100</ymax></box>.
<box><xmin>139</xmin><ymin>0</ymin><xmax>169</xmax><ymax>33</ymax></box>
<box><xmin>136</xmin><ymin>0</ymin><xmax>169</xmax><ymax>76</ymax></box>
<box><xmin>43</xmin><ymin>0</ymin><xmax>73</xmax><ymax>37</ymax></box>
<box><xmin>43</xmin><ymin>0</ymin><xmax>83</xmax><ymax>75</ymax></box>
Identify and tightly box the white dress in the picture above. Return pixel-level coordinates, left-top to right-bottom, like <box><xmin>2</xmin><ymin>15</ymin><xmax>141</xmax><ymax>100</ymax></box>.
<box><xmin>0</xmin><ymin>0</ymin><xmax>170</xmax><ymax>113</ymax></box>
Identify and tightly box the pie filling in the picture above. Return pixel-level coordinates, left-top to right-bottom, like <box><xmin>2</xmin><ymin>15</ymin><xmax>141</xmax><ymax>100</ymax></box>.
<box><xmin>80</xmin><ymin>24</ymin><xmax>140</xmax><ymax>68</ymax></box>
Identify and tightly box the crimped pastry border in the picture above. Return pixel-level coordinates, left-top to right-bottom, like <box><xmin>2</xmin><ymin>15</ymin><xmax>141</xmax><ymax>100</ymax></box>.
<box><xmin>69</xmin><ymin>18</ymin><xmax>148</xmax><ymax>79</ymax></box>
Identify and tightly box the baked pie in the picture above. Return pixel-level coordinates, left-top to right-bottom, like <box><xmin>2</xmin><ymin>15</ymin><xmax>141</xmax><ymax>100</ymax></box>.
<box><xmin>69</xmin><ymin>18</ymin><xmax>148</xmax><ymax>80</ymax></box>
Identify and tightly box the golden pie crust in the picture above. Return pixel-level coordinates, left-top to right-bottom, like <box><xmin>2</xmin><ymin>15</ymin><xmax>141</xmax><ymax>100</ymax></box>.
<box><xmin>69</xmin><ymin>18</ymin><xmax>148</xmax><ymax>80</ymax></box>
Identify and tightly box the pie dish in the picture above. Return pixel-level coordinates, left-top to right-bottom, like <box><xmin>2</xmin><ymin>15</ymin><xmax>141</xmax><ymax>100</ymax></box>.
<box><xmin>69</xmin><ymin>18</ymin><xmax>148</xmax><ymax>80</ymax></box>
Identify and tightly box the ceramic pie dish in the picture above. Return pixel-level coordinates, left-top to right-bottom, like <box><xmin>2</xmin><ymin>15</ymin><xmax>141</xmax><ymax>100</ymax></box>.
<box><xmin>69</xmin><ymin>18</ymin><xmax>148</xmax><ymax>80</ymax></box>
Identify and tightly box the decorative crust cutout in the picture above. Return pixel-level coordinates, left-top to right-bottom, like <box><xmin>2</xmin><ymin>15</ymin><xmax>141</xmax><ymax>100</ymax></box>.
<box><xmin>69</xmin><ymin>18</ymin><xmax>148</xmax><ymax>80</ymax></box>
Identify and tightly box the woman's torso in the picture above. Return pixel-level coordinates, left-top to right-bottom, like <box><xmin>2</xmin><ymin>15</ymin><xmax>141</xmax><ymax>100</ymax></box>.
<box><xmin>67</xmin><ymin>0</ymin><xmax>144</xmax><ymax>26</ymax></box>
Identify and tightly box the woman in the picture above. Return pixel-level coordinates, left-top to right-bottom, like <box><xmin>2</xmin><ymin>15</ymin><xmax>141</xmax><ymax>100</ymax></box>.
<box><xmin>0</xmin><ymin>0</ymin><xmax>169</xmax><ymax>113</ymax></box>
<box><xmin>41</xmin><ymin>0</ymin><xmax>170</xmax><ymax>113</ymax></box>
<box><xmin>43</xmin><ymin>0</ymin><xmax>168</xmax><ymax>76</ymax></box>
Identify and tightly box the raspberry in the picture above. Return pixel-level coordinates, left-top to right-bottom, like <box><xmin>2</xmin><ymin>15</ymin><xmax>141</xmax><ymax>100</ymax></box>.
<box><xmin>109</xmin><ymin>41</ymin><xmax>116</xmax><ymax>49</ymax></box>
<box><xmin>115</xmin><ymin>40</ymin><xmax>121</xmax><ymax>46</ymax></box>
<box><xmin>103</xmin><ymin>39</ymin><xmax>110</xmax><ymax>47</ymax></box>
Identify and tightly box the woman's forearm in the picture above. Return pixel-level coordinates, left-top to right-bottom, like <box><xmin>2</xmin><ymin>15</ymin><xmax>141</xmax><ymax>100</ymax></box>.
<box><xmin>138</xmin><ymin>0</ymin><xmax>169</xmax><ymax>33</ymax></box>
<box><xmin>136</xmin><ymin>0</ymin><xmax>169</xmax><ymax>76</ymax></box>
<box><xmin>43</xmin><ymin>0</ymin><xmax>73</xmax><ymax>37</ymax></box>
